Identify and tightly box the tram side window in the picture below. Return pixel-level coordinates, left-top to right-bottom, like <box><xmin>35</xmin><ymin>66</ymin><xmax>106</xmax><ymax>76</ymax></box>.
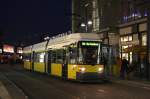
<box><xmin>34</xmin><ymin>53</ymin><xmax>38</xmax><ymax>62</ymax></box>
<box><xmin>34</xmin><ymin>52</ymin><xmax>45</xmax><ymax>63</ymax></box>
<box><xmin>56</xmin><ymin>50</ymin><xmax>63</xmax><ymax>63</ymax></box>
<box><xmin>68</xmin><ymin>48</ymin><xmax>77</xmax><ymax>64</ymax></box>
<box><xmin>23</xmin><ymin>54</ymin><xmax>31</xmax><ymax>61</ymax></box>
<box><xmin>52</xmin><ymin>51</ymin><xmax>57</xmax><ymax>63</ymax></box>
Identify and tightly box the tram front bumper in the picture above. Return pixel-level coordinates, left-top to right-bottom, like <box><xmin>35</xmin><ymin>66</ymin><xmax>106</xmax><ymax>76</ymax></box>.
<box><xmin>76</xmin><ymin>72</ymin><xmax>105</xmax><ymax>82</ymax></box>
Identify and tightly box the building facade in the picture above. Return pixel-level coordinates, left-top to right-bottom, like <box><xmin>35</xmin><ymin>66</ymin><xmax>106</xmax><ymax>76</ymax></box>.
<box><xmin>72</xmin><ymin>0</ymin><xmax>93</xmax><ymax>33</ymax></box>
<box><xmin>119</xmin><ymin>17</ymin><xmax>148</xmax><ymax>79</ymax></box>
<box><xmin>72</xmin><ymin>0</ymin><xmax>121</xmax><ymax>33</ymax></box>
<box><xmin>72</xmin><ymin>0</ymin><xmax>150</xmax><ymax>80</ymax></box>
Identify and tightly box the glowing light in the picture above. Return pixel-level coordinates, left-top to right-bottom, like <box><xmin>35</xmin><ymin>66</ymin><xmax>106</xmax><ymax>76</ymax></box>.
<box><xmin>98</xmin><ymin>67</ymin><xmax>103</xmax><ymax>72</ymax></box>
<box><xmin>82</xmin><ymin>42</ymin><xmax>99</xmax><ymax>46</ymax></box>
<box><xmin>144</xmin><ymin>12</ymin><xmax>148</xmax><ymax>16</ymax></box>
<box><xmin>40</xmin><ymin>53</ymin><xmax>45</xmax><ymax>59</ymax></box>
<box><xmin>73</xmin><ymin>65</ymin><xmax>77</xmax><ymax>68</ymax></box>
<box><xmin>88</xmin><ymin>20</ymin><xmax>92</xmax><ymax>25</ymax></box>
<box><xmin>80</xmin><ymin>67</ymin><xmax>86</xmax><ymax>72</ymax></box>
<box><xmin>98</xmin><ymin>67</ymin><xmax>103</xmax><ymax>73</ymax></box>
<box><xmin>3</xmin><ymin>45</ymin><xmax>14</xmax><ymax>53</ymax></box>
<box><xmin>0</xmin><ymin>49</ymin><xmax>2</xmax><ymax>53</ymax></box>
<box><xmin>81</xmin><ymin>23</ymin><xmax>86</xmax><ymax>27</ymax></box>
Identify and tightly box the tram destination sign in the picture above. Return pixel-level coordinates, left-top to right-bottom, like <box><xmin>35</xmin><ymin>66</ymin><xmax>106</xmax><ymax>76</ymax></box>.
<box><xmin>81</xmin><ymin>42</ymin><xmax>99</xmax><ymax>46</ymax></box>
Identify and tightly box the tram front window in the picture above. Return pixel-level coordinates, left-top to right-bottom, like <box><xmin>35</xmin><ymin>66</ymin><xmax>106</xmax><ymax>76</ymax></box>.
<box><xmin>78</xmin><ymin>41</ymin><xmax>100</xmax><ymax>65</ymax></box>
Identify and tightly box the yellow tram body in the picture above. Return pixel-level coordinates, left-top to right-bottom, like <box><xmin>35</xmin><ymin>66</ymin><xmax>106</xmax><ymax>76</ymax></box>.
<box><xmin>23</xmin><ymin>33</ymin><xmax>108</xmax><ymax>82</ymax></box>
<box><xmin>24</xmin><ymin>61</ymin><xmax>31</xmax><ymax>70</ymax></box>
<box><xmin>23</xmin><ymin>46</ymin><xmax>32</xmax><ymax>70</ymax></box>
<box><xmin>67</xmin><ymin>64</ymin><xmax>104</xmax><ymax>80</ymax></box>
<box><xmin>51</xmin><ymin>63</ymin><xmax>62</xmax><ymax>77</ymax></box>
<box><xmin>34</xmin><ymin>62</ymin><xmax>45</xmax><ymax>73</ymax></box>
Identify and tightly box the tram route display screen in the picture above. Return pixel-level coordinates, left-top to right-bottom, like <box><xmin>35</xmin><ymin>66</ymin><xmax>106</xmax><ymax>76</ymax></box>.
<box><xmin>78</xmin><ymin>41</ymin><xmax>100</xmax><ymax>65</ymax></box>
<box><xmin>81</xmin><ymin>42</ymin><xmax>99</xmax><ymax>46</ymax></box>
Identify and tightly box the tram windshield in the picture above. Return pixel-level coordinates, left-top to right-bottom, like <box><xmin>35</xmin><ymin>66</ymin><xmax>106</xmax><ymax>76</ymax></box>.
<box><xmin>78</xmin><ymin>41</ymin><xmax>100</xmax><ymax>65</ymax></box>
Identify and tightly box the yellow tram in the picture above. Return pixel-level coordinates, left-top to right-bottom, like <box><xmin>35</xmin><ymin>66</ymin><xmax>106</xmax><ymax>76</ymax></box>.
<box><xmin>23</xmin><ymin>33</ymin><xmax>108</xmax><ymax>82</ymax></box>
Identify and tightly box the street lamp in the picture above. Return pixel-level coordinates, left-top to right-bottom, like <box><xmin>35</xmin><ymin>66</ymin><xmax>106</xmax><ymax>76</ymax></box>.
<box><xmin>88</xmin><ymin>20</ymin><xmax>92</xmax><ymax>25</ymax></box>
<box><xmin>80</xmin><ymin>2</ymin><xmax>93</xmax><ymax>32</ymax></box>
<box><xmin>44</xmin><ymin>36</ymin><xmax>50</xmax><ymax>41</ymax></box>
<box><xmin>81</xmin><ymin>23</ymin><xmax>86</xmax><ymax>27</ymax></box>
<box><xmin>81</xmin><ymin>20</ymin><xmax>93</xmax><ymax>32</ymax></box>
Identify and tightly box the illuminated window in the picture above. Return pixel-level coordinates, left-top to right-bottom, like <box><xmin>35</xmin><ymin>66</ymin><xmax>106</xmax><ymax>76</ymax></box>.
<box><xmin>39</xmin><ymin>53</ymin><xmax>45</xmax><ymax>62</ymax></box>
<box><xmin>20</xmin><ymin>56</ymin><xmax>23</xmax><ymax>59</ymax></box>
<box><xmin>122</xmin><ymin>46</ymin><xmax>128</xmax><ymax>50</ymax></box>
<box><xmin>129</xmin><ymin>36</ymin><xmax>132</xmax><ymax>41</ymax></box>
<box><xmin>142</xmin><ymin>33</ymin><xmax>147</xmax><ymax>46</ymax></box>
<box><xmin>0</xmin><ymin>49</ymin><xmax>2</xmax><ymax>53</ymax></box>
<box><xmin>122</xmin><ymin>53</ymin><xmax>128</xmax><ymax>60</ymax></box>
<box><xmin>121</xmin><ymin>35</ymin><xmax>133</xmax><ymax>42</ymax></box>
<box><xmin>129</xmin><ymin>52</ymin><xmax>132</xmax><ymax>63</ymax></box>
<box><xmin>34</xmin><ymin>52</ymin><xmax>45</xmax><ymax>63</ymax></box>
<box><xmin>129</xmin><ymin>45</ymin><xmax>132</xmax><ymax>47</ymax></box>
<box><xmin>17</xmin><ymin>47</ymin><xmax>23</xmax><ymax>53</ymax></box>
<box><xmin>120</xmin><ymin>37</ymin><xmax>124</xmax><ymax>42</ymax></box>
<box><xmin>124</xmin><ymin>36</ymin><xmax>128</xmax><ymax>42</ymax></box>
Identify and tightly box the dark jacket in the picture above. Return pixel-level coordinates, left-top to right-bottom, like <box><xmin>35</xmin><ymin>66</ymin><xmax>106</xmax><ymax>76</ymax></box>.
<box><xmin>121</xmin><ymin>59</ymin><xmax>129</xmax><ymax>72</ymax></box>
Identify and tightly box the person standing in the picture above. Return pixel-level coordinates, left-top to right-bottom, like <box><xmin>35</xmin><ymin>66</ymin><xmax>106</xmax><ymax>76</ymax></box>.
<box><xmin>115</xmin><ymin>57</ymin><xmax>122</xmax><ymax>78</ymax></box>
<box><xmin>0</xmin><ymin>54</ymin><xmax>3</xmax><ymax>64</ymax></box>
<box><xmin>120</xmin><ymin>57</ymin><xmax>129</xmax><ymax>79</ymax></box>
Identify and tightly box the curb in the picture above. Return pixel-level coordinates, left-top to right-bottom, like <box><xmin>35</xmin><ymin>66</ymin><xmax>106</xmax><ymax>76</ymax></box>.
<box><xmin>110</xmin><ymin>78</ymin><xmax>150</xmax><ymax>90</ymax></box>
<box><xmin>0</xmin><ymin>81</ymin><xmax>12</xmax><ymax>99</ymax></box>
<box><xmin>0</xmin><ymin>73</ymin><xmax>28</xmax><ymax>99</ymax></box>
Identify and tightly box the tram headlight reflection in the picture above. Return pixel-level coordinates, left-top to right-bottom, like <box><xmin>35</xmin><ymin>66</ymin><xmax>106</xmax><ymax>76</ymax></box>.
<box><xmin>98</xmin><ymin>67</ymin><xmax>103</xmax><ymax>73</ymax></box>
<box><xmin>80</xmin><ymin>67</ymin><xmax>86</xmax><ymax>72</ymax></box>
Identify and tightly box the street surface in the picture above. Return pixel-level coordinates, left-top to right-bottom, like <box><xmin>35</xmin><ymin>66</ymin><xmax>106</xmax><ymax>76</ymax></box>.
<box><xmin>0</xmin><ymin>64</ymin><xmax>150</xmax><ymax>99</ymax></box>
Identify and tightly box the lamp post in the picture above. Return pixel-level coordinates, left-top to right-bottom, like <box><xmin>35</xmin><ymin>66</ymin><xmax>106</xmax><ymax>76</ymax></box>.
<box><xmin>81</xmin><ymin>20</ymin><xmax>93</xmax><ymax>32</ymax></box>
<box><xmin>80</xmin><ymin>3</ymin><xmax>93</xmax><ymax>32</ymax></box>
<box><xmin>44</xmin><ymin>36</ymin><xmax>50</xmax><ymax>41</ymax></box>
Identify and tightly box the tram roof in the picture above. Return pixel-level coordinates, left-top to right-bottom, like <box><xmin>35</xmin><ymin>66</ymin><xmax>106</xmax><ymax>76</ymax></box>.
<box><xmin>32</xmin><ymin>41</ymin><xmax>47</xmax><ymax>52</ymax></box>
<box><xmin>47</xmin><ymin>33</ymin><xmax>100</xmax><ymax>49</ymax></box>
<box><xmin>23</xmin><ymin>33</ymin><xmax>101</xmax><ymax>52</ymax></box>
<box><xmin>23</xmin><ymin>45</ymin><xmax>33</xmax><ymax>53</ymax></box>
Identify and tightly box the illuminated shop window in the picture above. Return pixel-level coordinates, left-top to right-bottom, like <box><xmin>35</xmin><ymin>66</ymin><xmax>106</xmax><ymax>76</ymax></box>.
<box><xmin>124</xmin><ymin>36</ymin><xmax>128</xmax><ymax>42</ymax></box>
<box><xmin>129</xmin><ymin>45</ymin><xmax>132</xmax><ymax>47</ymax></box>
<box><xmin>122</xmin><ymin>53</ymin><xmax>128</xmax><ymax>60</ymax></box>
<box><xmin>129</xmin><ymin>52</ymin><xmax>132</xmax><ymax>63</ymax></box>
<box><xmin>129</xmin><ymin>36</ymin><xmax>133</xmax><ymax>41</ymax></box>
<box><xmin>121</xmin><ymin>38</ymin><xmax>124</xmax><ymax>42</ymax></box>
<box><xmin>142</xmin><ymin>33</ymin><xmax>147</xmax><ymax>46</ymax></box>
<box><xmin>122</xmin><ymin>46</ymin><xmax>128</xmax><ymax>50</ymax></box>
<box><xmin>120</xmin><ymin>35</ymin><xmax>133</xmax><ymax>42</ymax></box>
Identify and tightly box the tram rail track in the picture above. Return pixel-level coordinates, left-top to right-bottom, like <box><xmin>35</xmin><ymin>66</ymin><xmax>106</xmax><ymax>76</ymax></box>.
<box><xmin>0</xmin><ymin>69</ymin><xmax>28</xmax><ymax>99</ymax></box>
<box><xmin>0</xmin><ymin>65</ymin><xmax>79</xmax><ymax>99</ymax></box>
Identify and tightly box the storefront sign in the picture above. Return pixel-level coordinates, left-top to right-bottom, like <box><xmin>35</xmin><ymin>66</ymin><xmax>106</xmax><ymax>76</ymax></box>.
<box><xmin>3</xmin><ymin>45</ymin><xmax>14</xmax><ymax>53</ymax></box>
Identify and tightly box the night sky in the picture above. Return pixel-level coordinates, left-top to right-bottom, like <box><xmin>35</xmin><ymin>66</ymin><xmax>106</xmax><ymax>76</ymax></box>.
<box><xmin>0</xmin><ymin>0</ymin><xmax>71</xmax><ymax>46</ymax></box>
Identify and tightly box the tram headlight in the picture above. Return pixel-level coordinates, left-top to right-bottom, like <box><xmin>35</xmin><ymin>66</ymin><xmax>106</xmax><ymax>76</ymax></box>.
<box><xmin>98</xmin><ymin>67</ymin><xmax>103</xmax><ymax>73</ymax></box>
<box><xmin>80</xmin><ymin>67</ymin><xmax>86</xmax><ymax>72</ymax></box>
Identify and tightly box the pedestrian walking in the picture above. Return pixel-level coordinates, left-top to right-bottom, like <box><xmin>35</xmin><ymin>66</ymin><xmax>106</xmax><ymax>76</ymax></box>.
<box><xmin>120</xmin><ymin>57</ymin><xmax>129</xmax><ymax>79</ymax></box>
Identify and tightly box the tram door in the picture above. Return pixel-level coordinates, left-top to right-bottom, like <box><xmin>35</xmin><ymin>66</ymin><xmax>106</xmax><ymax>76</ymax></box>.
<box><xmin>47</xmin><ymin>50</ymin><xmax>52</xmax><ymax>74</ymax></box>
<box><xmin>31</xmin><ymin>51</ymin><xmax>35</xmax><ymax>71</ymax></box>
<box><xmin>62</xmin><ymin>50</ymin><xmax>68</xmax><ymax>79</ymax></box>
<box><xmin>101</xmin><ymin>44</ymin><xmax>112</xmax><ymax>76</ymax></box>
